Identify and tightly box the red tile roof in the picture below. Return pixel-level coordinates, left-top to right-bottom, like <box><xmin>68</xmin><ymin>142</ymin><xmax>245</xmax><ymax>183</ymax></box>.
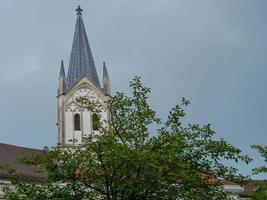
<box><xmin>0</xmin><ymin>143</ymin><xmax>47</xmax><ymax>181</ymax></box>
<box><xmin>0</xmin><ymin>143</ymin><xmax>264</xmax><ymax>197</ymax></box>
<box><xmin>219</xmin><ymin>179</ymin><xmax>236</xmax><ymax>185</ymax></box>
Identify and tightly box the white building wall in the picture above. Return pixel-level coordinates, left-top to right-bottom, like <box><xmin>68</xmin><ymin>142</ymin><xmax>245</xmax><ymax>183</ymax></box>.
<box><xmin>65</xmin><ymin>112</ymin><xmax>73</xmax><ymax>145</ymax></box>
<box><xmin>74</xmin><ymin>130</ymin><xmax>82</xmax><ymax>144</ymax></box>
<box><xmin>58</xmin><ymin>78</ymin><xmax>109</xmax><ymax>147</ymax></box>
<box><xmin>65</xmin><ymin>109</ymin><xmax>107</xmax><ymax>145</ymax></box>
<box><xmin>82</xmin><ymin>111</ymin><xmax>92</xmax><ymax>136</ymax></box>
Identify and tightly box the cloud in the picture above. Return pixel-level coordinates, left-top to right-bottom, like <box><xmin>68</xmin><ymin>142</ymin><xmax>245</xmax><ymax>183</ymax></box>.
<box><xmin>0</xmin><ymin>54</ymin><xmax>41</xmax><ymax>83</ymax></box>
<box><xmin>0</xmin><ymin>1</ymin><xmax>15</xmax><ymax>12</ymax></box>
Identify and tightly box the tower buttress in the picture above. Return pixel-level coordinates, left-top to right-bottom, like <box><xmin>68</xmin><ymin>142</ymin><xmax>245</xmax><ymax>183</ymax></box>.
<box><xmin>57</xmin><ymin>60</ymin><xmax>66</xmax><ymax>145</ymax></box>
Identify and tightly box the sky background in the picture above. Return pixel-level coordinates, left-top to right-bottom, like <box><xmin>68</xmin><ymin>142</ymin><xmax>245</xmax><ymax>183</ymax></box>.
<box><xmin>0</xmin><ymin>0</ymin><xmax>266</xmax><ymax>178</ymax></box>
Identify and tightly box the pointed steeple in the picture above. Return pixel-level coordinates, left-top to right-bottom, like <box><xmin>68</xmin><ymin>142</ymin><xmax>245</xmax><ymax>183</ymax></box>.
<box><xmin>102</xmin><ymin>62</ymin><xmax>110</xmax><ymax>95</ymax></box>
<box><xmin>103</xmin><ymin>62</ymin><xmax>110</xmax><ymax>81</ymax></box>
<box><xmin>67</xmin><ymin>5</ymin><xmax>101</xmax><ymax>90</ymax></box>
<box><xmin>60</xmin><ymin>60</ymin><xmax>66</xmax><ymax>78</ymax></box>
<box><xmin>58</xmin><ymin>60</ymin><xmax>66</xmax><ymax>95</ymax></box>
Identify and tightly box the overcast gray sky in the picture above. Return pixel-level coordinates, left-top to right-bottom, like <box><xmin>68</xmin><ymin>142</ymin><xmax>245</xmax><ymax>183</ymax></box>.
<box><xmin>0</xmin><ymin>0</ymin><xmax>266</xmax><ymax>178</ymax></box>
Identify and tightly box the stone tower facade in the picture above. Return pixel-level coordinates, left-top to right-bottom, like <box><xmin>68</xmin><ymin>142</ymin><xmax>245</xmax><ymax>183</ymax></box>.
<box><xmin>57</xmin><ymin>6</ymin><xmax>110</xmax><ymax>147</ymax></box>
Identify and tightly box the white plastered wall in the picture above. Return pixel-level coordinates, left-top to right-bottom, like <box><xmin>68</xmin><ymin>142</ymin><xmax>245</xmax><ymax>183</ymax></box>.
<box><xmin>61</xmin><ymin>77</ymin><xmax>109</xmax><ymax>146</ymax></box>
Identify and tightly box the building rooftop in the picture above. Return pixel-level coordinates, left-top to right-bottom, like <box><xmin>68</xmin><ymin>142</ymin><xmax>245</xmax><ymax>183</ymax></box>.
<box><xmin>0</xmin><ymin>143</ymin><xmax>46</xmax><ymax>181</ymax></box>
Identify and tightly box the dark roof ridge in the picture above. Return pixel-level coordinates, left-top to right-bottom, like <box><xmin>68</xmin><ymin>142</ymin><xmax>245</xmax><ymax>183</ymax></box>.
<box><xmin>0</xmin><ymin>143</ymin><xmax>42</xmax><ymax>152</ymax></box>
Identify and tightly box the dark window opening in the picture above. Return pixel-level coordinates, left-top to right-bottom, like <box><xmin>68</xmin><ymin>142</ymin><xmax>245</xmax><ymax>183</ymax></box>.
<box><xmin>92</xmin><ymin>114</ymin><xmax>100</xmax><ymax>131</ymax></box>
<box><xmin>74</xmin><ymin>114</ymin><xmax>81</xmax><ymax>131</ymax></box>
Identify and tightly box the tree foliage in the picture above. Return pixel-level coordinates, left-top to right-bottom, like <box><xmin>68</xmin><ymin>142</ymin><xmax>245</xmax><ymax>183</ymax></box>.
<box><xmin>2</xmin><ymin>77</ymin><xmax>251</xmax><ymax>200</ymax></box>
<box><xmin>250</xmin><ymin>145</ymin><xmax>267</xmax><ymax>200</ymax></box>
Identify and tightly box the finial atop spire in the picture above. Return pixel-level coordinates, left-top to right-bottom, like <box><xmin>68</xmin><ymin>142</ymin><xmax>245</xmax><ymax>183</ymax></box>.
<box><xmin>76</xmin><ymin>5</ymin><xmax>83</xmax><ymax>15</ymax></box>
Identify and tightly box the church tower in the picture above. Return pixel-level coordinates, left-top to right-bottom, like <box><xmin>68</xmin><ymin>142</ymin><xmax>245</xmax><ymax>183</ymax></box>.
<box><xmin>57</xmin><ymin>6</ymin><xmax>110</xmax><ymax>147</ymax></box>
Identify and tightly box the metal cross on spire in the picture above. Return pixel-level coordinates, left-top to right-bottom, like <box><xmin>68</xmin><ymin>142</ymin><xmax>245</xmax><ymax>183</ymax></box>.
<box><xmin>76</xmin><ymin>5</ymin><xmax>83</xmax><ymax>15</ymax></box>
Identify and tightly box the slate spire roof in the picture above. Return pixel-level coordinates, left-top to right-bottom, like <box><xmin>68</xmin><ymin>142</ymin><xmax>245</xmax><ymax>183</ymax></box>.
<box><xmin>66</xmin><ymin>5</ymin><xmax>101</xmax><ymax>89</ymax></box>
<box><xmin>103</xmin><ymin>62</ymin><xmax>110</xmax><ymax>81</ymax></box>
<box><xmin>60</xmin><ymin>60</ymin><xmax>66</xmax><ymax>78</ymax></box>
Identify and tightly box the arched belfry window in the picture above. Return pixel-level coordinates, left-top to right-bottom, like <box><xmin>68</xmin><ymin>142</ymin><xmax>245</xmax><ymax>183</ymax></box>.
<box><xmin>74</xmin><ymin>114</ymin><xmax>81</xmax><ymax>131</ymax></box>
<box><xmin>92</xmin><ymin>114</ymin><xmax>100</xmax><ymax>131</ymax></box>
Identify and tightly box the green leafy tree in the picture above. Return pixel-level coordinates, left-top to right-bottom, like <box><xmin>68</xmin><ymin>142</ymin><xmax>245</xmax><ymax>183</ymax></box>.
<box><xmin>2</xmin><ymin>77</ymin><xmax>251</xmax><ymax>200</ymax></box>
<box><xmin>250</xmin><ymin>145</ymin><xmax>267</xmax><ymax>200</ymax></box>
